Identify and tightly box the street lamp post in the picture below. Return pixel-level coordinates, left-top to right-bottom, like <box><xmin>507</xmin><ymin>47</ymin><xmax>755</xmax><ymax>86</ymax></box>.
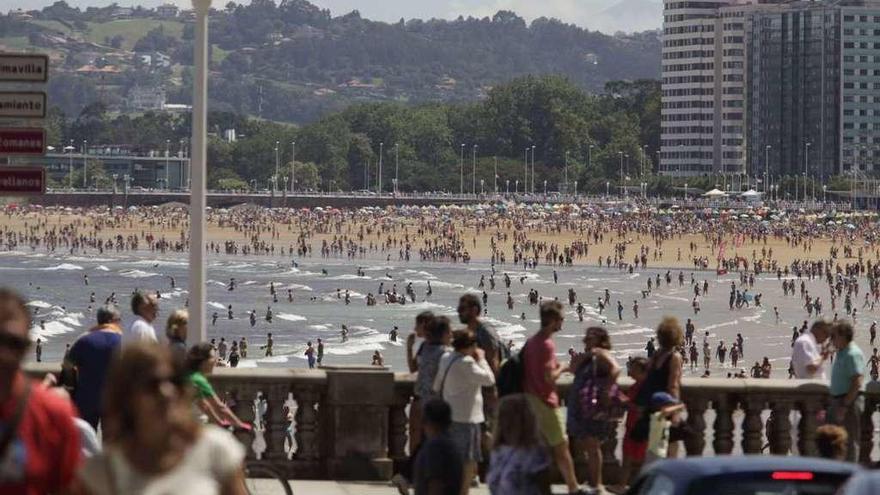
<box><xmin>543</xmin><ymin>180</ymin><xmax>547</xmax><ymax>196</ymax></box>
<box><xmin>618</xmin><ymin>151</ymin><xmax>623</xmax><ymax>197</ymax></box>
<box><xmin>165</xmin><ymin>139</ymin><xmax>170</xmax><ymax>190</ymax></box>
<box><xmin>273</xmin><ymin>141</ymin><xmax>279</xmax><ymax>193</ymax></box>
<box><xmin>493</xmin><ymin>156</ymin><xmax>498</xmax><ymax>195</ymax></box>
<box><xmin>574</xmin><ymin>180</ymin><xmax>578</xmax><ymax>197</ymax></box>
<box><xmin>82</xmin><ymin>140</ymin><xmax>88</xmax><ymax>189</ymax></box>
<box><xmin>65</xmin><ymin>141</ymin><xmax>74</xmax><ymax>189</ymax></box>
<box><xmin>291</xmin><ymin>141</ymin><xmax>296</xmax><ymax>192</ymax></box>
<box><xmin>480</xmin><ymin>179</ymin><xmax>484</xmax><ymax>195</ymax></box>
<box><xmin>506</xmin><ymin>179</ymin><xmax>510</xmax><ymax>195</ymax></box>
<box><xmin>394</xmin><ymin>143</ymin><xmax>399</xmax><ymax>194</ymax></box>
<box><xmin>606</xmin><ymin>181</ymin><xmax>610</xmax><ymax>198</ymax></box>
<box><xmin>564</xmin><ymin>151</ymin><xmax>569</xmax><ymax>194</ymax></box>
<box><xmin>189</xmin><ymin>0</ymin><xmax>211</xmax><ymax>343</ymax></box>
<box><xmin>823</xmin><ymin>184</ymin><xmax>827</xmax><ymax>204</ymax></box>
<box><xmin>530</xmin><ymin>145</ymin><xmax>536</xmax><ymax>193</ymax></box>
<box><xmin>764</xmin><ymin>145</ymin><xmax>771</xmax><ymax>194</ymax></box>
<box><xmin>804</xmin><ymin>142</ymin><xmax>811</xmax><ymax>202</ymax></box>
<box><xmin>378</xmin><ymin>142</ymin><xmax>384</xmax><ymax>194</ymax></box>
<box><xmin>472</xmin><ymin>144</ymin><xmax>477</xmax><ymax>196</ymax></box>
<box><xmin>515</xmin><ymin>180</ymin><xmax>519</xmax><ymax>194</ymax></box>
<box><xmin>460</xmin><ymin>143</ymin><xmax>465</xmax><ymax>196</ymax></box>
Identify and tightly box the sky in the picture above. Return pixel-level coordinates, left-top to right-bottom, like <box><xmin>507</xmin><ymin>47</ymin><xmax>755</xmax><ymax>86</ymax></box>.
<box><xmin>1</xmin><ymin>0</ymin><xmax>663</xmax><ymax>33</ymax></box>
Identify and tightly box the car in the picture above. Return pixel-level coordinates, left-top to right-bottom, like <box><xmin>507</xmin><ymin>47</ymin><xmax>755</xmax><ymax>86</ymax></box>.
<box><xmin>626</xmin><ymin>456</ymin><xmax>860</xmax><ymax>495</ymax></box>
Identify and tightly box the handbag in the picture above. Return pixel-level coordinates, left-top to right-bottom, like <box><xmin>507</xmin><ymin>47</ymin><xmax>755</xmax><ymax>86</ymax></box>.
<box><xmin>578</xmin><ymin>358</ymin><xmax>626</xmax><ymax>422</ymax></box>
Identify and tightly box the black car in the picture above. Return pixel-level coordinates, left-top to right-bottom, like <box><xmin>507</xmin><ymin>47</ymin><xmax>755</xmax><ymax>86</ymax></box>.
<box><xmin>626</xmin><ymin>456</ymin><xmax>860</xmax><ymax>495</ymax></box>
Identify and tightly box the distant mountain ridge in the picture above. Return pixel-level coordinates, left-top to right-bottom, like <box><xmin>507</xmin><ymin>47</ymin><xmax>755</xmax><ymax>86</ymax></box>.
<box><xmin>5</xmin><ymin>0</ymin><xmax>661</xmax><ymax>123</ymax></box>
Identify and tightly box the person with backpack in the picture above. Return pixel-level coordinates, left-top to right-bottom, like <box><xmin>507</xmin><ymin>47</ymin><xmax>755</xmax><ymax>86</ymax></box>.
<box><xmin>567</xmin><ymin>326</ymin><xmax>621</xmax><ymax>494</ymax></box>
<box><xmin>523</xmin><ymin>301</ymin><xmax>585</xmax><ymax>495</ymax></box>
<box><xmin>433</xmin><ymin>330</ymin><xmax>496</xmax><ymax>494</ymax></box>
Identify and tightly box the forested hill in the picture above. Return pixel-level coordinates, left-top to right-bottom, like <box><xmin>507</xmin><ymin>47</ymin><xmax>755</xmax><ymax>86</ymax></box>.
<box><xmin>5</xmin><ymin>0</ymin><xmax>661</xmax><ymax>123</ymax></box>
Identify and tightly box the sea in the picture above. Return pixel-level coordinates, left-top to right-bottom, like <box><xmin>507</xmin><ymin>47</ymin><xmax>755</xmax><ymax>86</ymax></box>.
<box><xmin>2</xmin><ymin>249</ymin><xmax>867</xmax><ymax>377</ymax></box>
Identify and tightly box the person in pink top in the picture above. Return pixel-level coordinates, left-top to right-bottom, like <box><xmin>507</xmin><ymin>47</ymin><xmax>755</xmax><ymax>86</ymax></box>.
<box><xmin>523</xmin><ymin>300</ymin><xmax>585</xmax><ymax>495</ymax></box>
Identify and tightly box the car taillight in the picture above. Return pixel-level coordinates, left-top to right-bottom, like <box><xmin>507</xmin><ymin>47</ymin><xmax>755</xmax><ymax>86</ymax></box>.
<box><xmin>771</xmin><ymin>471</ymin><xmax>814</xmax><ymax>481</ymax></box>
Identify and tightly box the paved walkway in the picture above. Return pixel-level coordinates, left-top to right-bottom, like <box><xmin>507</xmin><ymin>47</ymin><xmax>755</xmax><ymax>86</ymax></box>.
<box><xmin>286</xmin><ymin>481</ymin><xmax>493</xmax><ymax>494</ymax></box>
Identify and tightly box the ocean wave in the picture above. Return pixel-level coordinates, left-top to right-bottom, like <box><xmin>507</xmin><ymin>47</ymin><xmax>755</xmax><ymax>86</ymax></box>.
<box><xmin>26</xmin><ymin>300</ymin><xmax>53</xmax><ymax>309</ymax></box>
<box><xmin>277</xmin><ymin>313</ymin><xmax>307</xmax><ymax>322</ymax></box>
<box><xmin>325</xmin><ymin>274</ymin><xmax>369</xmax><ymax>281</ymax></box>
<box><xmin>119</xmin><ymin>269</ymin><xmax>160</xmax><ymax>278</ymax></box>
<box><xmin>208</xmin><ymin>302</ymin><xmax>227</xmax><ymax>310</ymax></box>
<box><xmin>95</xmin><ymin>265</ymin><xmax>110</xmax><ymax>271</ymax></box>
<box><xmin>40</xmin><ymin>263</ymin><xmax>83</xmax><ymax>271</ymax></box>
<box><xmin>130</xmin><ymin>259</ymin><xmax>188</xmax><ymax>267</ymax></box>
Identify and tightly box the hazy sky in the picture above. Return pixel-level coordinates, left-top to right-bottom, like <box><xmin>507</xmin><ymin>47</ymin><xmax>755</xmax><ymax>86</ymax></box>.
<box><xmin>2</xmin><ymin>0</ymin><xmax>661</xmax><ymax>33</ymax></box>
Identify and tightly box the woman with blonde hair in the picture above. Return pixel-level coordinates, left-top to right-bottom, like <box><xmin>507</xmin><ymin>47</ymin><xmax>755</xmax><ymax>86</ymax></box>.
<box><xmin>487</xmin><ymin>394</ymin><xmax>550</xmax><ymax>495</ymax></box>
<box><xmin>630</xmin><ymin>317</ymin><xmax>684</xmax><ymax>457</ymax></box>
<box><xmin>73</xmin><ymin>343</ymin><xmax>246</xmax><ymax>494</ymax></box>
<box><xmin>166</xmin><ymin>309</ymin><xmax>188</xmax><ymax>362</ymax></box>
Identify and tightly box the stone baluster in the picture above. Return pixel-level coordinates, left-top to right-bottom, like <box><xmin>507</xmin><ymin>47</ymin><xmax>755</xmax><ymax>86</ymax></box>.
<box><xmin>683</xmin><ymin>396</ymin><xmax>707</xmax><ymax>456</ymax></box>
<box><xmin>263</xmin><ymin>381</ymin><xmax>293</xmax><ymax>461</ymax></box>
<box><xmin>859</xmin><ymin>397</ymin><xmax>876</xmax><ymax>465</ymax></box>
<box><xmin>293</xmin><ymin>383</ymin><xmax>321</xmax><ymax>462</ymax></box>
<box><xmin>712</xmin><ymin>396</ymin><xmax>734</xmax><ymax>455</ymax></box>
<box><xmin>741</xmin><ymin>396</ymin><xmax>765</xmax><ymax>454</ymax></box>
<box><xmin>797</xmin><ymin>398</ymin><xmax>820</xmax><ymax>457</ymax></box>
<box><xmin>388</xmin><ymin>386</ymin><xmax>411</xmax><ymax>464</ymax></box>
<box><xmin>768</xmin><ymin>399</ymin><xmax>793</xmax><ymax>455</ymax></box>
<box><xmin>602</xmin><ymin>422</ymin><xmax>621</xmax><ymax>483</ymax></box>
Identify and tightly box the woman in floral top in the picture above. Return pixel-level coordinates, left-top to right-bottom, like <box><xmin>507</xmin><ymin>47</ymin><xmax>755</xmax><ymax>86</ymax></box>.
<box><xmin>487</xmin><ymin>394</ymin><xmax>550</xmax><ymax>495</ymax></box>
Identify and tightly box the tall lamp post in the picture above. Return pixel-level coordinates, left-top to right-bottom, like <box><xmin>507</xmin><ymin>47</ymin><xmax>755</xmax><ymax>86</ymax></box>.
<box><xmin>273</xmin><ymin>141</ymin><xmax>279</xmax><ymax>193</ymax></box>
<box><xmin>82</xmin><ymin>140</ymin><xmax>88</xmax><ymax>189</ymax></box>
<box><xmin>564</xmin><ymin>151</ymin><xmax>569</xmax><ymax>194</ymax></box>
<box><xmin>459</xmin><ymin>143</ymin><xmax>465</xmax><ymax>196</ymax></box>
<box><xmin>290</xmin><ymin>141</ymin><xmax>296</xmax><ymax>192</ymax></box>
<box><xmin>65</xmin><ymin>142</ymin><xmax>75</xmax><ymax>189</ymax></box>
<box><xmin>493</xmin><ymin>156</ymin><xmax>498</xmax><ymax>195</ymax></box>
<box><xmin>394</xmin><ymin>143</ymin><xmax>399</xmax><ymax>194</ymax></box>
<box><xmin>524</xmin><ymin>147</ymin><xmax>529</xmax><ymax>193</ymax></box>
<box><xmin>530</xmin><ymin>145</ymin><xmax>536</xmax><ymax>193</ymax></box>
<box><xmin>618</xmin><ymin>151</ymin><xmax>624</xmax><ymax>197</ymax></box>
<box><xmin>804</xmin><ymin>142</ymin><xmax>811</xmax><ymax>202</ymax></box>
<box><xmin>764</xmin><ymin>145</ymin><xmax>771</xmax><ymax>194</ymax></box>
<box><xmin>472</xmin><ymin>144</ymin><xmax>478</xmax><ymax>195</ymax></box>
<box><xmin>378</xmin><ymin>142</ymin><xmax>384</xmax><ymax>194</ymax></box>
<box><xmin>189</xmin><ymin>0</ymin><xmax>211</xmax><ymax>343</ymax></box>
<box><xmin>165</xmin><ymin>139</ymin><xmax>171</xmax><ymax>190</ymax></box>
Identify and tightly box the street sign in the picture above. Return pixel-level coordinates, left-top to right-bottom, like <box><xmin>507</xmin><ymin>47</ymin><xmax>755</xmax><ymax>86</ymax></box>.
<box><xmin>0</xmin><ymin>54</ymin><xmax>49</xmax><ymax>82</ymax></box>
<box><xmin>0</xmin><ymin>127</ymin><xmax>45</xmax><ymax>155</ymax></box>
<box><xmin>0</xmin><ymin>166</ymin><xmax>45</xmax><ymax>195</ymax></box>
<box><xmin>0</xmin><ymin>92</ymin><xmax>46</xmax><ymax>118</ymax></box>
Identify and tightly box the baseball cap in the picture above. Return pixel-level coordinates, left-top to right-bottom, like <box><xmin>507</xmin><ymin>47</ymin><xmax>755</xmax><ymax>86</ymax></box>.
<box><xmin>650</xmin><ymin>391</ymin><xmax>680</xmax><ymax>408</ymax></box>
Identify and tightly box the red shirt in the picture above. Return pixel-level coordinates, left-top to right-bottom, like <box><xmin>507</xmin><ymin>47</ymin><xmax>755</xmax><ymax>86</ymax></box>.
<box><xmin>523</xmin><ymin>333</ymin><xmax>559</xmax><ymax>408</ymax></box>
<box><xmin>0</xmin><ymin>373</ymin><xmax>81</xmax><ymax>495</ymax></box>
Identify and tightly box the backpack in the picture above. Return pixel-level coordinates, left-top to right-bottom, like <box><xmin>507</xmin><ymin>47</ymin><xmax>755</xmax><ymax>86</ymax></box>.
<box><xmin>496</xmin><ymin>347</ymin><xmax>525</xmax><ymax>397</ymax></box>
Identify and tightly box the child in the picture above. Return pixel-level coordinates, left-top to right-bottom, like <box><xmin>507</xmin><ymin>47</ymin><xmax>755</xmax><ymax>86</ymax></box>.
<box><xmin>609</xmin><ymin>357</ymin><xmax>648</xmax><ymax>494</ymax></box>
<box><xmin>487</xmin><ymin>394</ymin><xmax>550</xmax><ymax>495</ymax></box>
<box><xmin>645</xmin><ymin>392</ymin><xmax>685</xmax><ymax>465</ymax></box>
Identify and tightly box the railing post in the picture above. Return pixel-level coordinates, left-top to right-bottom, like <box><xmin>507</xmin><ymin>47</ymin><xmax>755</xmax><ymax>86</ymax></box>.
<box><xmin>389</xmin><ymin>381</ymin><xmax>412</xmax><ymax>467</ymax></box>
<box><xmin>741</xmin><ymin>396</ymin><xmax>765</xmax><ymax>454</ymax></box>
<box><xmin>712</xmin><ymin>396</ymin><xmax>735</xmax><ymax>455</ymax></box>
<box><xmin>797</xmin><ymin>399</ymin><xmax>820</xmax><ymax>457</ymax></box>
<box><xmin>768</xmin><ymin>399</ymin><xmax>793</xmax><ymax>455</ymax></box>
<box><xmin>293</xmin><ymin>383</ymin><xmax>321</xmax><ymax>463</ymax></box>
<box><xmin>859</xmin><ymin>396</ymin><xmax>876</xmax><ymax>465</ymax></box>
<box><xmin>683</xmin><ymin>396</ymin><xmax>708</xmax><ymax>456</ymax></box>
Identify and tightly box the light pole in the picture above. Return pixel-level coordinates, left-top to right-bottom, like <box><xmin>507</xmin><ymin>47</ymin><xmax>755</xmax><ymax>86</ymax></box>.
<box><xmin>493</xmin><ymin>156</ymin><xmax>498</xmax><ymax>195</ymax></box>
<box><xmin>161</xmin><ymin>139</ymin><xmax>168</xmax><ymax>190</ymax></box>
<box><xmin>82</xmin><ymin>139</ymin><xmax>87</xmax><ymax>189</ymax></box>
<box><xmin>273</xmin><ymin>141</ymin><xmax>279</xmax><ymax>193</ymax></box>
<box><xmin>764</xmin><ymin>145</ymin><xmax>771</xmax><ymax>194</ymax></box>
<box><xmin>515</xmin><ymin>179</ymin><xmax>519</xmax><ymax>194</ymax></box>
<box><xmin>823</xmin><ymin>184</ymin><xmax>827</xmax><ymax>204</ymax></box>
<box><xmin>378</xmin><ymin>142</ymin><xmax>384</xmax><ymax>194</ymax></box>
<box><xmin>394</xmin><ymin>143</ymin><xmax>399</xmax><ymax>194</ymax></box>
<box><xmin>524</xmin><ymin>147</ymin><xmax>529</xmax><ymax>193</ymax></box>
<box><xmin>804</xmin><ymin>142</ymin><xmax>811</xmax><ymax>202</ymax></box>
<box><xmin>291</xmin><ymin>141</ymin><xmax>296</xmax><ymax>192</ymax></box>
<box><xmin>574</xmin><ymin>180</ymin><xmax>578</xmax><ymax>196</ymax></box>
<box><xmin>588</xmin><ymin>144</ymin><xmax>594</xmax><ymax>172</ymax></box>
<box><xmin>530</xmin><ymin>145</ymin><xmax>536</xmax><ymax>193</ymax></box>
<box><xmin>189</xmin><ymin>0</ymin><xmax>211</xmax><ymax>343</ymax></box>
<box><xmin>65</xmin><ymin>142</ymin><xmax>74</xmax><ymax>189</ymax></box>
<box><xmin>543</xmin><ymin>179</ymin><xmax>547</xmax><ymax>196</ymax></box>
<box><xmin>480</xmin><ymin>179</ymin><xmax>484</xmax><ymax>195</ymax></box>
<box><xmin>506</xmin><ymin>179</ymin><xmax>510</xmax><ymax>195</ymax></box>
<box><xmin>472</xmin><ymin>144</ymin><xmax>477</xmax><ymax>195</ymax></box>
<box><xmin>460</xmin><ymin>143</ymin><xmax>465</xmax><ymax>196</ymax></box>
<box><xmin>564</xmin><ymin>151</ymin><xmax>569</xmax><ymax>194</ymax></box>
<box><xmin>618</xmin><ymin>151</ymin><xmax>623</xmax><ymax>197</ymax></box>
<box><xmin>606</xmin><ymin>181</ymin><xmax>610</xmax><ymax>198</ymax></box>
<box><xmin>684</xmin><ymin>182</ymin><xmax>688</xmax><ymax>199</ymax></box>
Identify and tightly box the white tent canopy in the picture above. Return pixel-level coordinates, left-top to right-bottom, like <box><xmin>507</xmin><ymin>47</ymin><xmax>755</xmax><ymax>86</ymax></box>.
<box><xmin>741</xmin><ymin>189</ymin><xmax>761</xmax><ymax>197</ymax></box>
<box><xmin>703</xmin><ymin>188</ymin><xmax>727</xmax><ymax>197</ymax></box>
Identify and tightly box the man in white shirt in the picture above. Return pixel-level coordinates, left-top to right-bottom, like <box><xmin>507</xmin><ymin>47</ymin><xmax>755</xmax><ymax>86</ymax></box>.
<box><xmin>125</xmin><ymin>292</ymin><xmax>159</xmax><ymax>343</ymax></box>
<box><xmin>792</xmin><ymin>320</ymin><xmax>831</xmax><ymax>379</ymax></box>
<box><xmin>433</xmin><ymin>330</ymin><xmax>495</xmax><ymax>493</ymax></box>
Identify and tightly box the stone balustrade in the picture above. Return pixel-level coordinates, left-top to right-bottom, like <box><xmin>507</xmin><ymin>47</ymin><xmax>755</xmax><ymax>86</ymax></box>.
<box><xmin>24</xmin><ymin>363</ymin><xmax>880</xmax><ymax>481</ymax></box>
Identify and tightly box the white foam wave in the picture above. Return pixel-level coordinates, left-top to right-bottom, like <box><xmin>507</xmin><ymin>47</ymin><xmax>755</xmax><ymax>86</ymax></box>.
<box><xmin>26</xmin><ymin>300</ymin><xmax>53</xmax><ymax>309</ymax></box>
<box><xmin>41</xmin><ymin>263</ymin><xmax>82</xmax><ymax>271</ymax></box>
<box><xmin>277</xmin><ymin>313</ymin><xmax>307</xmax><ymax>322</ymax></box>
<box><xmin>119</xmin><ymin>269</ymin><xmax>159</xmax><ymax>278</ymax></box>
<box><xmin>208</xmin><ymin>302</ymin><xmax>227</xmax><ymax>310</ymax></box>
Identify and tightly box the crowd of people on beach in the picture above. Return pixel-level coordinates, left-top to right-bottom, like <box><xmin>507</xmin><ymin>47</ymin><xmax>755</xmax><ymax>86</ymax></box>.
<box><xmin>1</xmin><ymin>279</ymin><xmax>868</xmax><ymax>495</ymax></box>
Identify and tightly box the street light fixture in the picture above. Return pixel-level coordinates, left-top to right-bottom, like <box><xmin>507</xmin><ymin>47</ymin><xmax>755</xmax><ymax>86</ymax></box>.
<box><xmin>65</xmin><ymin>142</ymin><xmax>75</xmax><ymax>189</ymax></box>
<box><xmin>394</xmin><ymin>143</ymin><xmax>399</xmax><ymax>194</ymax></box>
<box><xmin>82</xmin><ymin>139</ymin><xmax>88</xmax><ymax>189</ymax></box>
<box><xmin>460</xmin><ymin>143</ymin><xmax>465</xmax><ymax>196</ymax></box>
<box><xmin>378</xmin><ymin>142</ymin><xmax>384</xmax><ymax>194</ymax></box>
<box><xmin>764</xmin><ymin>145</ymin><xmax>771</xmax><ymax>194</ymax></box>
<box><xmin>530</xmin><ymin>145</ymin><xmax>536</xmax><ymax>193</ymax></box>
<box><xmin>472</xmin><ymin>144</ymin><xmax>478</xmax><ymax>195</ymax></box>
<box><xmin>291</xmin><ymin>141</ymin><xmax>296</xmax><ymax>192</ymax></box>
